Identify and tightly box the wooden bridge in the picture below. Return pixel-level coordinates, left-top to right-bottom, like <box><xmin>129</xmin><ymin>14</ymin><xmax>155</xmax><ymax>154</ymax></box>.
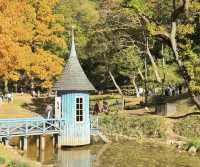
<box><xmin>0</xmin><ymin>116</ymin><xmax>99</xmax><ymax>138</ymax></box>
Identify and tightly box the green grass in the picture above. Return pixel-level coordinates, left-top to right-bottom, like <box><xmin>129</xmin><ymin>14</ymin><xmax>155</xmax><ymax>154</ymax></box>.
<box><xmin>0</xmin><ymin>144</ymin><xmax>37</xmax><ymax>167</ymax></box>
<box><xmin>174</xmin><ymin>116</ymin><xmax>200</xmax><ymax>138</ymax></box>
<box><xmin>0</xmin><ymin>156</ymin><xmax>5</xmax><ymax>164</ymax></box>
<box><xmin>183</xmin><ymin>137</ymin><xmax>200</xmax><ymax>152</ymax></box>
<box><xmin>90</xmin><ymin>94</ymin><xmax>122</xmax><ymax>111</ymax></box>
<box><xmin>90</xmin><ymin>94</ymin><xmax>145</xmax><ymax>113</ymax></box>
<box><xmin>90</xmin><ymin>94</ymin><xmax>121</xmax><ymax>101</ymax></box>
<box><xmin>99</xmin><ymin>113</ymin><xmax>166</xmax><ymax>139</ymax></box>
<box><xmin>7</xmin><ymin>160</ymin><xmax>30</xmax><ymax>167</ymax></box>
<box><xmin>173</xmin><ymin>98</ymin><xmax>199</xmax><ymax>117</ymax></box>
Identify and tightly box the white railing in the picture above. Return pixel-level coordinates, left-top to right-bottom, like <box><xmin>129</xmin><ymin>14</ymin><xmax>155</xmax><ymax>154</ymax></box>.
<box><xmin>0</xmin><ymin>116</ymin><xmax>100</xmax><ymax>138</ymax></box>
<box><xmin>0</xmin><ymin>118</ymin><xmax>64</xmax><ymax>138</ymax></box>
<box><xmin>90</xmin><ymin>115</ymin><xmax>99</xmax><ymax>129</ymax></box>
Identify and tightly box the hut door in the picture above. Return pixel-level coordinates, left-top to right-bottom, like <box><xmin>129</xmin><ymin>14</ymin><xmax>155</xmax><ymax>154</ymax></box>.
<box><xmin>55</xmin><ymin>96</ymin><xmax>61</xmax><ymax>119</ymax></box>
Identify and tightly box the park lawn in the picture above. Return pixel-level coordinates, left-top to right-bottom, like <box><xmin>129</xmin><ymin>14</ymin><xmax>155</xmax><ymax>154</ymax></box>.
<box><xmin>0</xmin><ymin>93</ymin><xmax>148</xmax><ymax>119</ymax></box>
<box><xmin>91</xmin><ymin>94</ymin><xmax>199</xmax><ymax>118</ymax></box>
<box><xmin>0</xmin><ymin>93</ymin><xmax>198</xmax><ymax>119</ymax></box>
<box><xmin>90</xmin><ymin>94</ymin><xmax>152</xmax><ymax>116</ymax></box>
<box><xmin>0</xmin><ymin>93</ymin><xmax>39</xmax><ymax>118</ymax></box>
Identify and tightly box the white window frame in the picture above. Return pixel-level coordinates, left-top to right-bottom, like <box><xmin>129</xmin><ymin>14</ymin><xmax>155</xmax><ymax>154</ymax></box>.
<box><xmin>75</xmin><ymin>96</ymin><xmax>84</xmax><ymax>123</ymax></box>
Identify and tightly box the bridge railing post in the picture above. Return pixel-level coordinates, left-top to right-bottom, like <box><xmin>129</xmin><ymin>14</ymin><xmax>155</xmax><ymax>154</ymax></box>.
<box><xmin>90</xmin><ymin>115</ymin><xmax>99</xmax><ymax>130</ymax></box>
<box><xmin>25</xmin><ymin>121</ymin><xmax>28</xmax><ymax>136</ymax></box>
<box><xmin>24</xmin><ymin>137</ymin><xmax>28</xmax><ymax>151</ymax></box>
<box><xmin>97</xmin><ymin>116</ymin><xmax>99</xmax><ymax>129</ymax></box>
<box><xmin>43</xmin><ymin>120</ymin><xmax>46</xmax><ymax>134</ymax></box>
<box><xmin>7</xmin><ymin>126</ymin><xmax>10</xmax><ymax>138</ymax></box>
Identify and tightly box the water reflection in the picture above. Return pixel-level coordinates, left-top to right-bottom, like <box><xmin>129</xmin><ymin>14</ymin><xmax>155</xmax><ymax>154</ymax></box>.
<box><xmin>27</xmin><ymin>136</ymin><xmax>56</xmax><ymax>164</ymax></box>
<box><xmin>25</xmin><ymin>138</ymin><xmax>200</xmax><ymax>167</ymax></box>
<box><xmin>57</xmin><ymin>149</ymin><xmax>91</xmax><ymax>167</ymax></box>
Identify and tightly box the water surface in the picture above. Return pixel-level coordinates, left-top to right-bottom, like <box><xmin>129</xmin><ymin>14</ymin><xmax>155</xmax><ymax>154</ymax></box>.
<box><xmin>27</xmin><ymin>140</ymin><xmax>200</xmax><ymax>167</ymax></box>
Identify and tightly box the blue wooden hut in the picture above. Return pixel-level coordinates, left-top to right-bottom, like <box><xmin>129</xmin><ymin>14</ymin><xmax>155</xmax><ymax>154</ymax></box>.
<box><xmin>54</xmin><ymin>29</ymin><xmax>95</xmax><ymax>146</ymax></box>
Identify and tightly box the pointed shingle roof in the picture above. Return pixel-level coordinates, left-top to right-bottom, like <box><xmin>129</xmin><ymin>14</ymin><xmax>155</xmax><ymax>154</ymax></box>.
<box><xmin>54</xmin><ymin>29</ymin><xmax>95</xmax><ymax>91</ymax></box>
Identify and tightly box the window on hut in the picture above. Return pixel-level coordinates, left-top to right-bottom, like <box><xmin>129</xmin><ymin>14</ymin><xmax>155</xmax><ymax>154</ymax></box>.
<box><xmin>76</xmin><ymin>97</ymin><xmax>83</xmax><ymax>122</ymax></box>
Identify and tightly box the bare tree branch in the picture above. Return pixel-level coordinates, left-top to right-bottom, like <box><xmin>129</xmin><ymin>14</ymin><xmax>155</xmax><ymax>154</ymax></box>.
<box><xmin>146</xmin><ymin>39</ymin><xmax>162</xmax><ymax>83</ymax></box>
<box><xmin>138</xmin><ymin>68</ymin><xmax>144</xmax><ymax>80</ymax></box>
<box><xmin>109</xmin><ymin>71</ymin><xmax>125</xmax><ymax>110</ymax></box>
<box><xmin>131</xmin><ymin>73</ymin><xmax>140</xmax><ymax>97</ymax></box>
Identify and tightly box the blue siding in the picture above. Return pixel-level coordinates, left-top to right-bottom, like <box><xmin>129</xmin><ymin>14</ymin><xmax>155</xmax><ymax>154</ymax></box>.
<box><xmin>60</xmin><ymin>91</ymin><xmax>90</xmax><ymax>146</ymax></box>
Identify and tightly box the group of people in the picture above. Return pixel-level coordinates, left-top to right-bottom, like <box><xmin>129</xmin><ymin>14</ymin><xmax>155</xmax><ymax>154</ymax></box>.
<box><xmin>93</xmin><ymin>101</ymin><xmax>109</xmax><ymax>115</ymax></box>
<box><xmin>136</xmin><ymin>84</ymin><xmax>184</xmax><ymax>97</ymax></box>
<box><xmin>164</xmin><ymin>85</ymin><xmax>183</xmax><ymax>97</ymax></box>
<box><xmin>0</xmin><ymin>92</ymin><xmax>14</xmax><ymax>103</ymax></box>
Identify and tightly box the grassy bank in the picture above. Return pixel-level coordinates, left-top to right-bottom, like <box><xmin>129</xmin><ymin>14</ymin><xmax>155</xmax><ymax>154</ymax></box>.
<box><xmin>99</xmin><ymin>114</ymin><xmax>167</xmax><ymax>140</ymax></box>
<box><xmin>174</xmin><ymin>115</ymin><xmax>200</xmax><ymax>139</ymax></box>
<box><xmin>98</xmin><ymin>112</ymin><xmax>200</xmax><ymax>154</ymax></box>
<box><xmin>0</xmin><ymin>144</ymin><xmax>40</xmax><ymax>167</ymax></box>
<box><xmin>174</xmin><ymin>115</ymin><xmax>200</xmax><ymax>153</ymax></box>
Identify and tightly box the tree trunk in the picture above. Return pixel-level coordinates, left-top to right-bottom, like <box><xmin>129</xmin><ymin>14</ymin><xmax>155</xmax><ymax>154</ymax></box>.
<box><xmin>170</xmin><ymin>22</ymin><xmax>200</xmax><ymax>110</ymax></box>
<box><xmin>30</xmin><ymin>77</ymin><xmax>34</xmax><ymax>91</ymax></box>
<box><xmin>14</xmin><ymin>82</ymin><xmax>18</xmax><ymax>92</ymax></box>
<box><xmin>146</xmin><ymin>39</ymin><xmax>162</xmax><ymax>83</ymax></box>
<box><xmin>147</xmin><ymin>0</ymin><xmax>200</xmax><ymax>109</ymax></box>
<box><xmin>132</xmin><ymin>74</ymin><xmax>140</xmax><ymax>97</ymax></box>
<box><xmin>144</xmin><ymin>56</ymin><xmax>148</xmax><ymax>104</ymax></box>
<box><xmin>109</xmin><ymin>71</ymin><xmax>125</xmax><ymax>110</ymax></box>
<box><xmin>161</xmin><ymin>57</ymin><xmax>166</xmax><ymax>95</ymax></box>
<box><xmin>4</xmin><ymin>79</ymin><xmax>8</xmax><ymax>93</ymax></box>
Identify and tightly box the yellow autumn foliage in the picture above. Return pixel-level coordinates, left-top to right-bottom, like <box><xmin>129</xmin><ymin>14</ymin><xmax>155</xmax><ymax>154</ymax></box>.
<box><xmin>29</xmin><ymin>49</ymin><xmax>64</xmax><ymax>83</ymax></box>
<box><xmin>0</xmin><ymin>0</ymin><xmax>65</xmax><ymax>89</ymax></box>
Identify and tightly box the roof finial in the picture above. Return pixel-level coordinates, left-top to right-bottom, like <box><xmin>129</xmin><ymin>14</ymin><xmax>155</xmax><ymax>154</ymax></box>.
<box><xmin>70</xmin><ymin>26</ymin><xmax>76</xmax><ymax>58</ymax></box>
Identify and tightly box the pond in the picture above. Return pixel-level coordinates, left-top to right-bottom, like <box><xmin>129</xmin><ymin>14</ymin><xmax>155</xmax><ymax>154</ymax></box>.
<box><xmin>27</xmin><ymin>140</ymin><xmax>200</xmax><ymax>167</ymax></box>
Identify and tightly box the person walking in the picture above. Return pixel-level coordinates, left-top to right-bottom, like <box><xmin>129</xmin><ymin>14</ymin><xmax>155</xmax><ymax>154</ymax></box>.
<box><xmin>93</xmin><ymin>102</ymin><xmax>100</xmax><ymax>115</ymax></box>
<box><xmin>102</xmin><ymin>101</ymin><xmax>109</xmax><ymax>114</ymax></box>
<box><xmin>0</xmin><ymin>93</ymin><xmax>2</xmax><ymax>103</ymax></box>
<box><xmin>45</xmin><ymin>103</ymin><xmax>53</xmax><ymax>119</ymax></box>
<box><xmin>20</xmin><ymin>88</ymin><xmax>24</xmax><ymax>96</ymax></box>
<box><xmin>7</xmin><ymin>92</ymin><xmax>12</xmax><ymax>103</ymax></box>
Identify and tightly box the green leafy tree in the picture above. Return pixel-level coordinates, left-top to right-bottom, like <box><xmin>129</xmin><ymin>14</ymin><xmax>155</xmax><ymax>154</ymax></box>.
<box><xmin>55</xmin><ymin>0</ymin><xmax>100</xmax><ymax>58</ymax></box>
<box><xmin>121</xmin><ymin>0</ymin><xmax>200</xmax><ymax>109</ymax></box>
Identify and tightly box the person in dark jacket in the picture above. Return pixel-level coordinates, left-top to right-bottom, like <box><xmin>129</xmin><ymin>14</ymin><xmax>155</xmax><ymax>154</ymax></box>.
<box><xmin>93</xmin><ymin>102</ymin><xmax>100</xmax><ymax>115</ymax></box>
